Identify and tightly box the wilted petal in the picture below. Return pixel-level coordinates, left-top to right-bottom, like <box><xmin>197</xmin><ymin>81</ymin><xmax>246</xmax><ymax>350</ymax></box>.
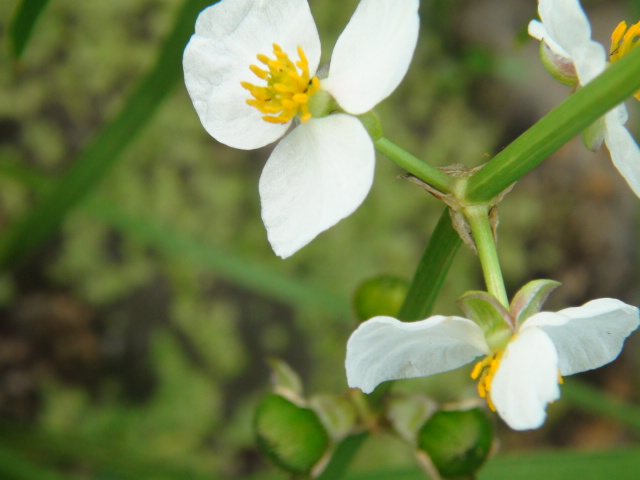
<box><xmin>346</xmin><ymin>316</ymin><xmax>489</xmax><ymax>394</ymax></box>
<box><xmin>525</xmin><ymin>298</ymin><xmax>639</xmax><ymax>376</ymax></box>
<box><xmin>490</xmin><ymin>327</ymin><xmax>560</xmax><ymax>430</ymax></box>
<box><xmin>604</xmin><ymin>107</ymin><xmax>640</xmax><ymax>198</ymax></box>
<box><xmin>537</xmin><ymin>0</ymin><xmax>606</xmax><ymax>84</ymax></box>
<box><xmin>183</xmin><ymin>0</ymin><xmax>321</xmax><ymax>149</ymax></box>
<box><xmin>259</xmin><ymin>114</ymin><xmax>374</xmax><ymax>258</ymax></box>
<box><xmin>322</xmin><ymin>0</ymin><xmax>419</xmax><ymax>114</ymax></box>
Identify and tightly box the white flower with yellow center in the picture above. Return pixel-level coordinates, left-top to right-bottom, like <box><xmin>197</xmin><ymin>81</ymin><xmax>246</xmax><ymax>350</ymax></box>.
<box><xmin>183</xmin><ymin>0</ymin><xmax>419</xmax><ymax>258</ymax></box>
<box><xmin>345</xmin><ymin>281</ymin><xmax>639</xmax><ymax>430</ymax></box>
<box><xmin>528</xmin><ymin>0</ymin><xmax>640</xmax><ymax>198</ymax></box>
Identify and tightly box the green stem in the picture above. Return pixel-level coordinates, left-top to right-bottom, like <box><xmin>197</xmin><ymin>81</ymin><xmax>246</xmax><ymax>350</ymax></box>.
<box><xmin>464</xmin><ymin>206</ymin><xmax>508</xmax><ymax>307</ymax></box>
<box><xmin>466</xmin><ymin>44</ymin><xmax>640</xmax><ymax>203</ymax></box>
<box><xmin>374</xmin><ymin>137</ymin><xmax>452</xmax><ymax>194</ymax></box>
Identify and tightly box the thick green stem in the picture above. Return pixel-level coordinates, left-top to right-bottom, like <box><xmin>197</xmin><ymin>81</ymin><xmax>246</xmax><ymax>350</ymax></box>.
<box><xmin>466</xmin><ymin>45</ymin><xmax>640</xmax><ymax>203</ymax></box>
<box><xmin>464</xmin><ymin>206</ymin><xmax>508</xmax><ymax>307</ymax></box>
<box><xmin>374</xmin><ymin>137</ymin><xmax>452</xmax><ymax>194</ymax></box>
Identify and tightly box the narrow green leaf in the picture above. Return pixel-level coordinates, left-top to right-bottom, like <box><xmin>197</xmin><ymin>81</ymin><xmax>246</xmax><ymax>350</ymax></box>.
<box><xmin>338</xmin><ymin>448</ymin><xmax>640</xmax><ymax>480</ymax></box>
<box><xmin>466</xmin><ymin>45</ymin><xmax>640</xmax><ymax>203</ymax></box>
<box><xmin>8</xmin><ymin>0</ymin><xmax>51</xmax><ymax>60</ymax></box>
<box><xmin>562</xmin><ymin>379</ymin><xmax>640</xmax><ymax>436</ymax></box>
<box><xmin>0</xmin><ymin>0</ymin><xmax>215</xmax><ymax>270</ymax></box>
<box><xmin>85</xmin><ymin>200</ymin><xmax>350</xmax><ymax>316</ymax></box>
<box><xmin>398</xmin><ymin>208</ymin><xmax>462</xmax><ymax>321</ymax></box>
<box><xmin>315</xmin><ymin>433</ymin><xmax>368</xmax><ymax>480</ymax></box>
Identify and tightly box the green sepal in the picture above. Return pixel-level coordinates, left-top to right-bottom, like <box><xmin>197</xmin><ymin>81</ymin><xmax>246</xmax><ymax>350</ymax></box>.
<box><xmin>510</xmin><ymin>279</ymin><xmax>561</xmax><ymax>326</ymax></box>
<box><xmin>268</xmin><ymin>357</ymin><xmax>304</xmax><ymax>399</ymax></box>
<box><xmin>308</xmin><ymin>90</ymin><xmax>337</xmax><ymax>118</ymax></box>
<box><xmin>539</xmin><ymin>41</ymin><xmax>578</xmax><ymax>87</ymax></box>
<box><xmin>386</xmin><ymin>394</ymin><xmax>438</xmax><ymax>444</ymax></box>
<box><xmin>353</xmin><ymin>275</ymin><xmax>408</xmax><ymax>322</ymax></box>
<box><xmin>309</xmin><ymin>394</ymin><xmax>357</xmax><ymax>442</ymax></box>
<box><xmin>358</xmin><ymin>110</ymin><xmax>383</xmax><ymax>141</ymax></box>
<box><xmin>582</xmin><ymin>116</ymin><xmax>606</xmax><ymax>152</ymax></box>
<box><xmin>255</xmin><ymin>393</ymin><xmax>329</xmax><ymax>475</ymax></box>
<box><xmin>417</xmin><ymin>408</ymin><xmax>493</xmax><ymax>479</ymax></box>
<box><xmin>457</xmin><ymin>291</ymin><xmax>511</xmax><ymax>350</ymax></box>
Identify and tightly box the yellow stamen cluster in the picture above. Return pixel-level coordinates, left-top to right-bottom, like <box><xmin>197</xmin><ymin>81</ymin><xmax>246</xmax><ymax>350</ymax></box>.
<box><xmin>610</xmin><ymin>20</ymin><xmax>640</xmax><ymax>100</ymax></box>
<box><xmin>470</xmin><ymin>351</ymin><xmax>504</xmax><ymax>411</ymax></box>
<box><xmin>241</xmin><ymin>44</ymin><xmax>320</xmax><ymax>124</ymax></box>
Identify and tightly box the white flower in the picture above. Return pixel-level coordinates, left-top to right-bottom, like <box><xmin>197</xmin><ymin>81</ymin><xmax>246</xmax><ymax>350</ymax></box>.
<box><xmin>183</xmin><ymin>0</ymin><xmax>419</xmax><ymax>258</ymax></box>
<box><xmin>528</xmin><ymin>0</ymin><xmax>640</xmax><ymax>198</ymax></box>
<box><xmin>345</xmin><ymin>298</ymin><xmax>639</xmax><ymax>430</ymax></box>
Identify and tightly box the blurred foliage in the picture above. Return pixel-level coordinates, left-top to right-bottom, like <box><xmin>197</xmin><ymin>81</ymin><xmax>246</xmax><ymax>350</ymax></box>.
<box><xmin>0</xmin><ymin>0</ymin><xmax>640</xmax><ymax>478</ymax></box>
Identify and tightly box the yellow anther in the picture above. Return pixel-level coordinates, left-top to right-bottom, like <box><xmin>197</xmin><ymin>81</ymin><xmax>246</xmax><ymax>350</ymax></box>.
<box><xmin>241</xmin><ymin>43</ymin><xmax>320</xmax><ymax>124</ymax></box>
<box><xmin>610</xmin><ymin>20</ymin><xmax>640</xmax><ymax>100</ymax></box>
<box><xmin>470</xmin><ymin>351</ymin><xmax>504</xmax><ymax>411</ymax></box>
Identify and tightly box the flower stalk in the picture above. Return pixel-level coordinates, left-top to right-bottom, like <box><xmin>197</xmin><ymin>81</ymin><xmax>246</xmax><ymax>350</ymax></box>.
<box><xmin>374</xmin><ymin>137</ymin><xmax>453</xmax><ymax>194</ymax></box>
<box><xmin>463</xmin><ymin>206</ymin><xmax>509</xmax><ymax>308</ymax></box>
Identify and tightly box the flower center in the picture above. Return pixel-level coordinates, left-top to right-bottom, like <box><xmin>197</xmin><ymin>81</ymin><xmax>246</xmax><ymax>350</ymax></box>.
<box><xmin>241</xmin><ymin>44</ymin><xmax>320</xmax><ymax>124</ymax></box>
<box><xmin>610</xmin><ymin>20</ymin><xmax>640</xmax><ymax>100</ymax></box>
<box><xmin>470</xmin><ymin>351</ymin><xmax>504</xmax><ymax>412</ymax></box>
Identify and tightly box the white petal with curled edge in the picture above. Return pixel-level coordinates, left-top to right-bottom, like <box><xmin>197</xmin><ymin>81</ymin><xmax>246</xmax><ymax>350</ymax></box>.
<box><xmin>490</xmin><ymin>327</ymin><xmax>560</xmax><ymax>430</ymax></box>
<box><xmin>322</xmin><ymin>0</ymin><xmax>419</xmax><ymax>115</ymax></box>
<box><xmin>183</xmin><ymin>0</ymin><xmax>321</xmax><ymax>149</ymax></box>
<box><xmin>604</xmin><ymin>107</ymin><xmax>640</xmax><ymax>198</ymax></box>
<box><xmin>345</xmin><ymin>316</ymin><xmax>489</xmax><ymax>394</ymax></box>
<box><xmin>259</xmin><ymin>114</ymin><xmax>374</xmax><ymax>259</ymax></box>
<box><xmin>528</xmin><ymin>19</ymin><xmax>571</xmax><ymax>59</ymax></box>
<box><xmin>524</xmin><ymin>298</ymin><xmax>640</xmax><ymax>376</ymax></box>
<box><xmin>537</xmin><ymin>0</ymin><xmax>605</xmax><ymax>84</ymax></box>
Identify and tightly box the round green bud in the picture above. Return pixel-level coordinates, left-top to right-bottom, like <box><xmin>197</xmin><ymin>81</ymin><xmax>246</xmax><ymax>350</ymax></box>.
<box><xmin>353</xmin><ymin>275</ymin><xmax>408</xmax><ymax>322</ymax></box>
<box><xmin>255</xmin><ymin>394</ymin><xmax>329</xmax><ymax>474</ymax></box>
<box><xmin>417</xmin><ymin>408</ymin><xmax>493</xmax><ymax>479</ymax></box>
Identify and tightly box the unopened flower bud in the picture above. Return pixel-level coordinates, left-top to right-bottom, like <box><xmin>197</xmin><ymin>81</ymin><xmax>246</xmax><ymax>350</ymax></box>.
<box><xmin>254</xmin><ymin>394</ymin><xmax>329</xmax><ymax>474</ymax></box>
<box><xmin>353</xmin><ymin>275</ymin><xmax>408</xmax><ymax>321</ymax></box>
<box><xmin>417</xmin><ymin>408</ymin><xmax>493</xmax><ymax>479</ymax></box>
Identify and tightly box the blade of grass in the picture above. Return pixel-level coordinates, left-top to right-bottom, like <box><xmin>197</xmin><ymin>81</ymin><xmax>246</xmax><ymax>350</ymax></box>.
<box><xmin>398</xmin><ymin>208</ymin><xmax>462</xmax><ymax>321</ymax></box>
<box><xmin>0</xmin><ymin>0</ymin><xmax>215</xmax><ymax>270</ymax></box>
<box><xmin>338</xmin><ymin>448</ymin><xmax>640</xmax><ymax>480</ymax></box>
<box><xmin>86</xmin><ymin>200</ymin><xmax>350</xmax><ymax>316</ymax></box>
<box><xmin>562</xmin><ymin>379</ymin><xmax>640</xmax><ymax>436</ymax></box>
<box><xmin>7</xmin><ymin>0</ymin><xmax>51</xmax><ymax>60</ymax></box>
<box><xmin>0</xmin><ymin>158</ymin><xmax>350</xmax><ymax>316</ymax></box>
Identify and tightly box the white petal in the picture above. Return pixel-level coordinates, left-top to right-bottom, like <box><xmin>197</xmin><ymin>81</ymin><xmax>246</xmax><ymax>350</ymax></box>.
<box><xmin>604</xmin><ymin>107</ymin><xmax>640</xmax><ymax>198</ymax></box>
<box><xmin>528</xmin><ymin>19</ymin><xmax>571</xmax><ymax>60</ymax></box>
<box><xmin>537</xmin><ymin>0</ymin><xmax>605</xmax><ymax>84</ymax></box>
<box><xmin>346</xmin><ymin>316</ymin><xmax>489</xmax><ymax>394</ymax></box>
<box><xmin>491</xmin><ymin>328</ymin><xmax>560</xmax><ymax>430</ymax></box>
<box><xmin>259</xmin><ymin>114</ymin><xmax>374</xmax><ymax>258</ymax></box>
<box><xmin>322</xmin><ymin>0</ymin><xmax>419</xmax><ymax>115</ymax></box>
<box><xmin>524</xmin><ymin>298</ymin><xmax>639</xmax><ymax>376</ymax></box>
<box><xmin>183</xmin><ymin>0</ymin><xmax>321</xmax><ymax>149</ymax></box>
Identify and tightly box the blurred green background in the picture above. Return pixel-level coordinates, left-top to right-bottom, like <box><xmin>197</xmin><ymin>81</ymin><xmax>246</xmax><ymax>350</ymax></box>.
<box><xmin>1</xmin><ymin>0</ymin><xmax>640</xmax><ymax>478</ymax></box>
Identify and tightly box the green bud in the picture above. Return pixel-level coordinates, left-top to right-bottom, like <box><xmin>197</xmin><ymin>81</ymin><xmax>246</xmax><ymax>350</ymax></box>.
<box><xmin>539</xmin><ymin>41</ymin><xmax>578</xmax><ymax>87</ymax></box>
<box><xmin>353</xmin><ymin>275</ymin><xmax>408</xmax><ymax>321</ymax></box>
<box><xmin>255</xmin><ymin>394</ymin><xmax>329</xmax><ymax>474</ymax></box>
<box><xmin>417</xmin><ymin>408</ymin><xmax>493</xmax><ymax>479</ymax></box>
